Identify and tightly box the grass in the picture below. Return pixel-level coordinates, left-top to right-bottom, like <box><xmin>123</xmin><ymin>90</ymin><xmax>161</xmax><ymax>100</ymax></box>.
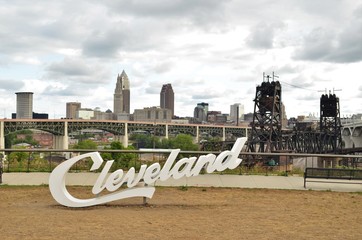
<box><xmin>178</xmin><ymin>185</ymin><xmax>189</xmax><ymax>191</ymax></box>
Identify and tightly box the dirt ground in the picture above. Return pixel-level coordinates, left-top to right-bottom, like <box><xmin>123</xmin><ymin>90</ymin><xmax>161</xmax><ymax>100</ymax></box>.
<box><xmin>0</xmin><ymin>186</ymin><xmax>361</xmax><ymax>240</ymax></box>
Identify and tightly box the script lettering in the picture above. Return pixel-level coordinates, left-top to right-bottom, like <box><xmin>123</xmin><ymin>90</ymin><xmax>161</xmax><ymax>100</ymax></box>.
<box><xmin>49</xmin><ymin>137</ymin><xmax>247</xmax><ymax>207</ymax></box>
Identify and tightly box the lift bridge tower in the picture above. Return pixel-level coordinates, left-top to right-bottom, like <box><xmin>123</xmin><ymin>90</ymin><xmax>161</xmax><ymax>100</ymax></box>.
<box><xmin>320</xmin><ymin>91</ymin><xmax>342</xmax><ymax>153</ymax></box>
<box><xmin>247</xmin><ymin>73</ymin><xmax>282</xmax><ymax>156</ymax></box>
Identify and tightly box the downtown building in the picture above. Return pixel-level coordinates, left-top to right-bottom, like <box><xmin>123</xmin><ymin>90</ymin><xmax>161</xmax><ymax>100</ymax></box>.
<box><xmin>12</xmin><ymin>92</ymin><xmax>48</xmax><ymax>119</ymax></box>
<box><xmin>15</xmin><ymin>92</ymin><xmax>33</xmax><ymax>119</ymax></box>
<box><xmin>230</xmin><ymin>103</ymin><xmax>244</xmax><ymax>125</ymax></box>
<box><xmin>114</xmin><ymin>70</ymin><xmax>130</xmax><ymax>119</ymax></box>
<box><xmin>160</xmin><ymin>83</ymin><xmax>174</xmax><ymax>117</ymax></box>
<box><xmin>133</xmin><ymin>106</ymin><xmax>172</xmax><ymax>123</ymax></box>
<box><xmin>66</xmin><ymin>102</ymin><xmax>81</xmax><ymax>119</ymax></box>
<box><xmin>193</xmin><ymin>102</ymin><xmax>209</xmax><ymax>123</ymax></box>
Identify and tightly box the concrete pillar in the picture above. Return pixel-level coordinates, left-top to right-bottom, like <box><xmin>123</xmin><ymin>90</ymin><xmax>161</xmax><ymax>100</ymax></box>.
<box><xmin>196</xmin><ymin>125</ymin><xmax>199</xmax><ymax>143</ymax></box>
<box><xmin>53</xmin><ymin>135</ymin><xmax>62</xmax><ymax>149</ymax></box>
<box><xmin>222</xmin><ymin>127</ymin><xmax>226</xmax><ymax>141</ymax></box>
<box><xmin>63</xmin><ymin>121</ymin><xmax>69</xmax><ymax>150</ymax></box>
<box><xmin>0</xmin><ymin>121</ymin><xmax>4</xmax><ymax>150</ymax></box>
<box><xmin>351</xmin><ymin>126</ymin><xmax>362</xmax><ymax>148</ymax></box>
<box><xmin>52</xmin><ymin>122</ymin><xmax>69</xmax><ymax>150</ymax></box>
<box><xmin>165</xmin><ymin>124</ymin><xmax>169</xmax><ymax>139</ymax></box>
<box><xmin>121</xmin><ymin>122</ymin><xmax>128</xmax><ymax>147</ymax></box>
<box><xmin>341</xmin><ymin>127</ymin><xmax>353</xmax><ymax>148</ymax></box>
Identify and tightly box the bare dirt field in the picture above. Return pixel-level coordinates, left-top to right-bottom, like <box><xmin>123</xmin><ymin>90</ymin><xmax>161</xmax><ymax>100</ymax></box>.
<box><xmin>0</xmin><ymin>186</ymin><xmax>361</xmax><ymax>240</ymax></box>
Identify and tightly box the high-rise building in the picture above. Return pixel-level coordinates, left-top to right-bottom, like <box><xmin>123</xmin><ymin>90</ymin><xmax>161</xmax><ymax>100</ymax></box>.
<box><xmin>194</xmin><ymin>102</ymin><xmax>209</xmax><ymax>123</ymax></box>
<box><xmin>66</xmin><ymin>102</ymin><xmax>81</xmax><ymax>119</ymax></box>
<box><xmin>114</xmin><ymin>70</ymin><xmax>130</xmax><ymax>115</ymax></box>
<box><xmin>133</xmin><ymin>106</ymin><xmax>172</xmax><ymax>123</ymax></box>
<box><xmin>230</xmin><ymin>103</ymin><xmax>244</xmax><ymax>125</ymax></box>
<box><xmin>16</xmin><ymin>92</ymin><xmax>33</xmax><ymax>119</ymax></box>
<box><xmin>160</xmin><ymin>83</ymin><xmax>174</xmax><ymax>117</ymax></box>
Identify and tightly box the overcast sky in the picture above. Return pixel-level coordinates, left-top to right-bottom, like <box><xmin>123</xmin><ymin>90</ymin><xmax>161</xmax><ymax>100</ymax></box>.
<box><xmin>1</xmin><ymin>0</ymin><xmax>361</xmax><ymax>119</ymax></box>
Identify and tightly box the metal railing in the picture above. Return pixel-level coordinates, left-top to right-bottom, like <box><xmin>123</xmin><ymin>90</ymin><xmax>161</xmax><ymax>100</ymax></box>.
<box><xmin>0</xmin><ymin>148</ymin><xmax>361</xmax><ymax>183</ymax></box>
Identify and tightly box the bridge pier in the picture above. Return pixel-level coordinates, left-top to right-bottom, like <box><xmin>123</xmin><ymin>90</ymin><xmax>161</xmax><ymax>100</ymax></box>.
<box><xmin>342</xmin><ymin>125</ymin><xmax>362</xmax><ymax>148</ymax></box>
<box><xmin>195</xmin><ymin>126</ymin><xmax>199</xmax><ymax>143</ymax></box>
<box><xmin>222</xmin><ymin>127</ymin><xmax>226</xmax><ymax>141</ymax></box>
<box><xmin>53</xmin><ymin>136</ymin><xmax>69</xmax><ymax>150</ymax></box>
<box><xmin>342</xmin><ymin>127</ymin><xmax>354</xmax><ymax>148</ymax></box>
<box><xmin>121</xmin><ymin>122</ymin><xmax>129</xmax><ymax>147</ymax></box>
<box><xmin>165</xmin><ymin>124</ymin><xmax>169</xmax><ymax>139</ymax></box>
<box><xmin>52</xmin><ymin>122</ymin><xmax>69</xmax><ymax>150</ymax></box>
<box><xmin>0</xmin><ymin>121</ymin><xmax>4</xmax><ymax>150</ymax></box>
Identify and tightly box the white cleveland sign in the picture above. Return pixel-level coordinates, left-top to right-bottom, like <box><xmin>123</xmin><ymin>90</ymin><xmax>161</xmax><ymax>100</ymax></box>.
<box><xmin>49</xmin><ymin>137</ymin><xmax>247</xmax><ymax>207</ymax></box>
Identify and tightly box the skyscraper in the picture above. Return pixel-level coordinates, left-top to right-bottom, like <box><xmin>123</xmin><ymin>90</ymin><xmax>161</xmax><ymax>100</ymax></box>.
<box><xmin>194</xmin><ymin>102</ymin><xmax>208</xmax><ymax>123</ymax></box>
<box><xmin>160</xmin><ymin>83</ymin><xmax>174</xmax><ymax>117</ymax></box>
<box><xmin>230</xmin><ymin>103</ymin><xmax>244</xmax><ymax>125</ymax></box>
<box><xmin>66</xmin><ymin>102</ymin><xmax>81</xmax><ymax>119</ymax></box>
<box><xmin>16</xmin><ymin>92</ymin><xmax>33</xmax><ymax>119</ymax></box>
<box><xmin>114</xmin><ymin>70</ymin><xmax>130</xmax><ymax>115</ymax></box>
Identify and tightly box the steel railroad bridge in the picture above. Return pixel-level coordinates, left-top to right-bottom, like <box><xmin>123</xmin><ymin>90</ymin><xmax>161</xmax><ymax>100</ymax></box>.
<box><xmin>0</xmin><ymin>119</ymin><xmax>249</xmax><ymax>149</ymax></box>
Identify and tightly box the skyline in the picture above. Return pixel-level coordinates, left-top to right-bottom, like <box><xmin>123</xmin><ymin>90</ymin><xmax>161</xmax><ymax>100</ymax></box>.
<box><xmin>1</xmin><ymin>0</ymin><xmax>361</xmax><ymax>119</ymax></box>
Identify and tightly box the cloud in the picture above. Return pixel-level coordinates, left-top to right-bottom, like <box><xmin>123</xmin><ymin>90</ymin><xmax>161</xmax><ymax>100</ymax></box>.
<box><xmin>293</xmin><ymin>4</ymin><xmax>362</xmax><ymax>63</ymax></box>
<box><xmin>294</xmin><ymin>92</ymin><xmax>320</xmax><ymax>101</ymax></box>
<box><xmin>246</xmin><ymin>21</ymin><xmax>285</xmax><ymax>49</ymax></box>
<box><xmin>44</xmin><ymin>57</ymin><xmax>111</xmax><ymax>84</ymax></box>
<box><xmin>0</xmin><ymin>0</ymin><xmax>360</xmax><ymax>118</ymax></box>
<box><xmin>191</xmin><ymin>90</ymin><xmax>224</xmax><ymax>100</ymax></box>
<box><xmin>82</xmin><ymin>29</ymin><xmax>126</xmax><ymax>58</ymax></box>
<box><xmin>145</xmin><ymin>86</ymin><xmax>160</xmax><ymax>95</ymax></box>
<box><xmin>0</xmin><ymin>79</ymin><xmax>24</xmax><ymax>91</ymax></box>
<box><xmin>102</xmin><ymin>0</ymin><xmax>229</xmax><ymax>30</ymax></box>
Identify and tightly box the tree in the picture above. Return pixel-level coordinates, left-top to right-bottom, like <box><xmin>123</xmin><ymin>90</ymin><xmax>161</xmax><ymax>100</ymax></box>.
<box><xmin>73</xmin><ymin>139</ymin><xmax>97</xmax><ymax>149</ymax></box>
<box><xmin>130</xmin><ymin>134</ymin><xmax>155</xmax><ymax>148</ymax></box>
<box><xmin>169</xmin><ymin>134</ymin><xmax>198</xmax><ymax>151</ymax></box>
<box><xmin>5</xmin><ymin>133</ymin><xmax>15</xmax><ymax>148</ymax></box>
<box><xmin>102</xmin><ymin>141</ymin><xmax>138</xmax><ymax>170</ymax></box>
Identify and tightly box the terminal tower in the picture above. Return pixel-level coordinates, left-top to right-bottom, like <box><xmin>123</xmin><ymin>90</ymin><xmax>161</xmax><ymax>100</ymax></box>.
<box><xmin>114</xmin><ymin>70</ymin><xmax>130</xmax><ymax>115</ymax></box>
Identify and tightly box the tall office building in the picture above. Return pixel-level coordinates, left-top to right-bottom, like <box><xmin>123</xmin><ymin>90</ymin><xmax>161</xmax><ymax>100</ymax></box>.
<box><xmin>66</xmin><ymin>102</ymin><xmax>81</xmax><ymax>119</ymax></box>
<box><xmin>16</xmin><ymin>92</ymin><xmax>33</xmax><ymax>119</ymax></box>
<box><xmin>230</xmin><ymin>103</ymin><xmax>244</xmax><ymax>125</ymax></box>
<box><xmin>114</xmin><ymin>70</ymin><xmax>130</xmax><ymax>115</ymax></box>
<box><xmin>160</xmin><ymin>83</ymin><xmax>174</xmax><ymax>117</ymax></box>
<box><xmin>194</xmin><ymin>102</ymin><xmax>209</xmax><ymax>123</ymax></box>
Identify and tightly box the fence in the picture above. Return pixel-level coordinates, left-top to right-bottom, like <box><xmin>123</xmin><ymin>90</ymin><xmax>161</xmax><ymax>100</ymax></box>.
<box><xmin>0</xmin><ymin>148</ymin><xmax>361</xmax><ymax>182</ymax></box>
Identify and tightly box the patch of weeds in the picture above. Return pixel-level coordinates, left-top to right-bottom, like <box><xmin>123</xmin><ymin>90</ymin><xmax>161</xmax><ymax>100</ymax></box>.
<box><xmin>201</xmin><ymin>188</ymin><xmax>207</xmax><ymax>192</ymax></box>
<box><xmin>178</xmin><ymin>185</ymin><xmax>188</xmax><ymax>191</ymax></box>
<box><xmin>277</xmin><ymin>171</ymin><xmax>289</xmax><ymax>177</ymax></box>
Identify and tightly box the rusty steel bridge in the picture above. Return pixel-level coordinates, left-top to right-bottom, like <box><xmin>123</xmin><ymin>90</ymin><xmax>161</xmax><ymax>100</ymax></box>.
<box><xmin>0</xmin><ymin>119</ymin><xmax>249</xmax><ymax>149</ymax></box>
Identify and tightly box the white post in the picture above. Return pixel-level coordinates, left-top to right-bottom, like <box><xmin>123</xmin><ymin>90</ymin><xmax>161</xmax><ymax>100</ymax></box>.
<box><xmin>0</xmin><ymin>121</ymin><xmax>4</xmax><ymax>150</ymax></box>
<box><xmin>222</xmin><ymin>127</ymin><xmax>226</xmax><ymax>141</ymax></box>
<box><xmin>122</xmin><ymin>122</ymin><xmax>128</xmax><ymax>147</ymax></box>
<box><xmin>165</xmin><ymin>124</ymin><xmax>169</xmax><ymax>139</ymax></box>
<box><xmin>63</xmin><ymin>121</ymin><xmax>68</xmax><ymax>150</ymax></box>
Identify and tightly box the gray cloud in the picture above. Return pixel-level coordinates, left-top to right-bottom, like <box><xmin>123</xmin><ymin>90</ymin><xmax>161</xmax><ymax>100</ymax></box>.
<box><xmin>0</xmin><ymin>0</ymin><xmax>360</xmax><ymax>118</ymax></box>
<box><xmin>295</xmin><ymin>92</ymin><xmax>320</xmax><ymax>101</ymax></box>
<box><xmin>145</xmin><ymin>87</ymin><xmax>160</xmax><ymax>95</ymax></box>
<box><xmin>44</xmin><ymin>58</ymin><xmax>111</xmax><ymax>84</ymax></box>
<box><xmin>0</xmin><ymin>79</ymin><xmax>24</xmax><ymax>91</ymax></box>
<box><xmin>192</xmin><ymin>90</ymin><xmax>224</xmax><ymax>100</ymax></box>
<box><xmin>102</xmin><ymin>0</ymin><xmax>229</xmax><ymax>30</ymax></box>
<box><xmin>293</xmin><ymin>5</ymin><xmax>362</xmax><ymax>63</ymax></box>
<box><xmin>82</xmin><ymin>29</ymin><xmax>126</xmax><ymax>58</ymax></box>
<box><xmin>42</xmin><ymin>84</ymin><xmax>89</xmax><ymax>97</ymax></box>
<box><xmin>246</xmin><ymin>21</ymin><xmax>285</xmax><ymax>49</ymax></box>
